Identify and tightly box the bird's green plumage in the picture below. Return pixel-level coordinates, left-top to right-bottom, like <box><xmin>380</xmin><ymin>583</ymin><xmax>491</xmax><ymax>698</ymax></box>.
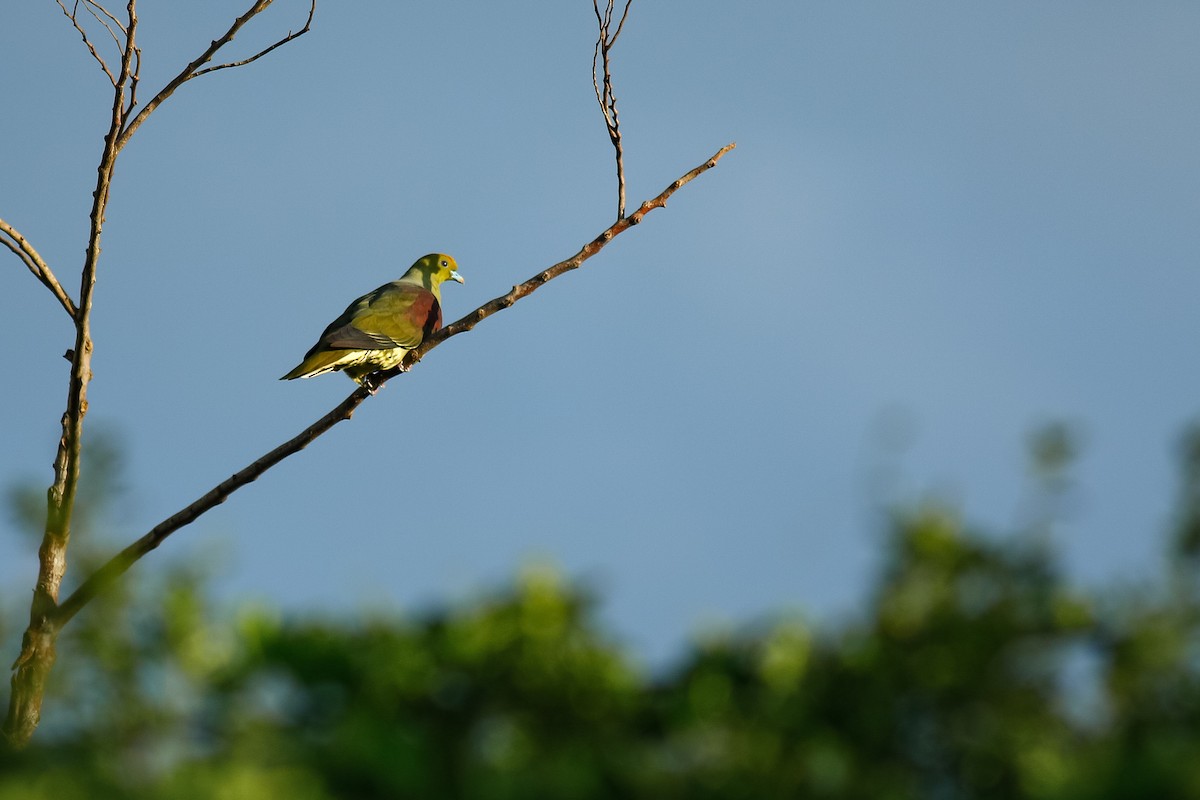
<box><xmin>281</xmin><ymin>253</ymin><xmax>463</xmax><ymax>385</ymax></box>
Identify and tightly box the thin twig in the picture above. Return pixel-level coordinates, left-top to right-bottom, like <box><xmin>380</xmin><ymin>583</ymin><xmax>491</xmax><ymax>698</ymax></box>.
<box><xmin>55</xmin><ymin>0</ymin><xmax>143</xmax><ymax>115</ymax></box>
<box><xmin>194</xmin><ymin>0</ymin><xmax>316</xmax><ymax>77</ymax></box>
<box><xmin>126</xmin><ymin>40</ymin><xmax>142</xmax><ymax>115</ymax></box>
<box><xmin>83</xmin><ymin>0</ymin><xmax>128</xmax><ymax>36</ymax></box>
<box><xmin>408</xmin><ymin>142</ymin><xmax>734</xmax><ymax>366</ymax></box>
<box><xmin>116</xmin><ymin>0</ymin><xmax>316</xmax><ymax>151</ymax></box>
<box><xmin>592</xmin><ymin>0</ymin><xmax>632</xmax><ymax>219</ymax></box>
<box><xmin>0</xmin><ymin>219</ymin><xmax>77</xmax><ymax>319</ymax></box>
<box><xmin>55</xmin><ymin>0</ymin><xmax>117</xmax><ymax>86</ymax></box>
<box><xmin>49</xmin><ymin>143</ymin><xmax>736</xmax><ymax>630</ymax></box>
<box><xmin>81</xmin><ymin>0</ymin><xmax>125</xmax><ymax>52</ymax></box>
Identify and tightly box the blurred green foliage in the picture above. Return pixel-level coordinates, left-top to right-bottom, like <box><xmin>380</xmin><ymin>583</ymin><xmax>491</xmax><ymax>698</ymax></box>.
<box><xmin>5</xmin><ymin>426</ymin><xmax>1200</xmax><ymax>798</ymax></box>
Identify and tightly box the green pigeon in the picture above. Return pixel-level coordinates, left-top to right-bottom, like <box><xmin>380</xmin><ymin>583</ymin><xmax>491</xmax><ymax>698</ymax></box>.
<box><xmin>281</xmin><ymin>253</ymin><xmax>464</xmax><ymax>386</ymax></box>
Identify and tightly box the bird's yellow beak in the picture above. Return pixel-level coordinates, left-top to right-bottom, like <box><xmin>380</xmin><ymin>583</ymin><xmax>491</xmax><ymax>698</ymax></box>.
<box><xmin>450</xmin><ymin>270</ymin><xmax>465</xmax><ymax>284</ymax></box>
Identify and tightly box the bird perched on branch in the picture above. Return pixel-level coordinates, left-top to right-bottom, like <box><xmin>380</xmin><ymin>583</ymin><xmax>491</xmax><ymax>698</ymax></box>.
<box><xmin>281</xmin><ymin>253</ymin><xmax>464</xmax><ymax>388</ymax></box>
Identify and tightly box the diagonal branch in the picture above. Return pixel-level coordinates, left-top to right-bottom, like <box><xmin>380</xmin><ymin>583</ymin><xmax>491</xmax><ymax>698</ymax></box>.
<box><xmin>54</xmin><ymin>386</ymin><xmax>369</xmax><ymax>626</ymax></box>
<box><xmin>116</xmin><ymin>0</ymin><xmax>316</xmax><ymax>151</ymax></box>
<box><xmin>81</xmin><ymin>0</ymin><xmax>128</xmax><ymax>40</ymax></box>
<box><xmin>409</xmin><ymin>142</ymin><xmax>736</xmax><ymax>366</ymax></box>
<box><xmin>47</xmin><ymin>142</ymin><xmax>736</xmax><ymax>632</ymax></box>
<box><xmin>0</xmin><ymin>218</ymin><xmax>77</xmax><ymax>319</ymax></box>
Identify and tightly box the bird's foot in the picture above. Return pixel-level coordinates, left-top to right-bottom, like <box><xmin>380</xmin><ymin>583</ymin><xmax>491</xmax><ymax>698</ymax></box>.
<box><xmin>362</xmin><ymin>373</ymin><xmax>384</xmax><ymax>395</ymax></box>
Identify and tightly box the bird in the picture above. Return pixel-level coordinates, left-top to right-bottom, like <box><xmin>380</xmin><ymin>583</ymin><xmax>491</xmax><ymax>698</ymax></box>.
<box><xmin>281</xmin><ymin>253</ymin><xmax>464</xmax><ymax>388</ymax></box>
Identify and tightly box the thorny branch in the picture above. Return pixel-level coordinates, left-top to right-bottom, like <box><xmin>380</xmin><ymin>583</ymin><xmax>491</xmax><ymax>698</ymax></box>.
<box><xmin>593</xmin><ymin>0</ymin><xmax>633</xmax><ymax>219</ymax></box>
<box><xmin>3</xmin><ymin>0</ymin><xmax>316</xmax><ymax>750</ymax></box>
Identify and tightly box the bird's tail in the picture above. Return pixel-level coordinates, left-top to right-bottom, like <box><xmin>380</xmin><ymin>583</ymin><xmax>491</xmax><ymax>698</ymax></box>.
<box><xmin>280</xmin><ymin>350</ymin><xmax>347</xmax><ymax>380</ymax></box>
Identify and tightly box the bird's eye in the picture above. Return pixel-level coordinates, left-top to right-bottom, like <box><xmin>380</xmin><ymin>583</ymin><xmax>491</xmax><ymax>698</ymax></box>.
<box><xmin>440</xmin><ymin>259</ymin><xmax>448</xmax><ymax>267</ymax></box>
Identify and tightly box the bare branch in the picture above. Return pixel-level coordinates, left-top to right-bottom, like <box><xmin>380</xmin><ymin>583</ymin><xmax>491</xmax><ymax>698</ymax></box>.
<box><xmin>592</xmin><ymin>0</ymin><xmax>633</xmax><ymax>219</ymax></box>
<box><xmin>407</xmin><ymin>142</ymin><xmax>734</xmax><ymax>366</ymax></box>
<box><xmin>46</xmin><ymin>143</ymin><xmax>736</xmax><ymax>632</ymax></box>
<box><xmin>127</xmin><ymin>41</ymin><xmax>142</xmax><ymax>115</ymax></box>
<box><xmin>42</xmin><ymin>0</ymin><xmax>139</xmax><ymax>607</ymax></box>
<box><xmin>54</xmin><ymin>384</ymin><xmax>368</xmax><ymax>626</ymax></box>
<box><xmin>193</xmin><ymin>0</ymin><xmax>316</xmax><ymax>77</ymax></box>
<box><xmin>81</xmin><ymin>0</ymin><xmax>126</xmax><ymax>52</ymax></box>
<box><xmin>55</xmin><ymin>0</ymin><xmax>118</xmax><ymax>86</ymax></box>
<box><xmin>6</xmin><ymin>0</ymin><xmax>320</xmax><ymax>750</ymax></box>
<box><xmin>4</xmin><ymin>0</ymin><xmax>141</xmax><ymax>750</ymax></box>
<box><xmin>0</xmin><ymin>219</ymin><xmax>77</xmax><ymax>319</ymax></box>
<box><xmin>609</xmin><ymin>0</ymin><xmax>633</xmax><ymax>43</ymax></box>
<box><xmin>116</xmin><ymin>0</ymin><xmax>316</xmax><ymax>151</ymax></box>
<box><xmin>82</xmin><ymin>0</ymin><xmax>128</xmax><ymax>37</ymax></box>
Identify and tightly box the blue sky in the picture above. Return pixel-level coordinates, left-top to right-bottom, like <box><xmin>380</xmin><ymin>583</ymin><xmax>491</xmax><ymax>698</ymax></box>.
<box><xmin>3</xmin><ymin>2</ymin><xmax>1199</xmax><ymax>668</ymax></box>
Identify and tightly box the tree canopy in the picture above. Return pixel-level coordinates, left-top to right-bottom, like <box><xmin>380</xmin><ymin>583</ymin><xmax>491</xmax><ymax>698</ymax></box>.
<box><xmin>4</xmin><ymin>430</ymin><xmax>1200</xmax><ymax>798</ymax></box>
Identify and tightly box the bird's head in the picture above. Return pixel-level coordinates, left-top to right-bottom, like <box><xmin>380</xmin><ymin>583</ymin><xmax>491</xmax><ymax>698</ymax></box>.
<box><xmin>403</xmin><ymin>253</ymin><xmax>465</xmax><ymax>291</ymax></box>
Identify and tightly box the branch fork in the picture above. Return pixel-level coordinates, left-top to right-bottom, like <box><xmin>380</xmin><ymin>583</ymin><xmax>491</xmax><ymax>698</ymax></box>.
<box><xmin>593</xmin><ymin>0</ymin><xmax>633</xmax><ymax>219</ymax></box>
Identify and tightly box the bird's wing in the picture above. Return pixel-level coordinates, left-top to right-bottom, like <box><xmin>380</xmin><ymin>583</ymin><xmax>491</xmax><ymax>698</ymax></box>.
<box><xmin>321</xmin><ymin>281</ymin><xmax>441</xmax><ymax>351</ymax></box>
